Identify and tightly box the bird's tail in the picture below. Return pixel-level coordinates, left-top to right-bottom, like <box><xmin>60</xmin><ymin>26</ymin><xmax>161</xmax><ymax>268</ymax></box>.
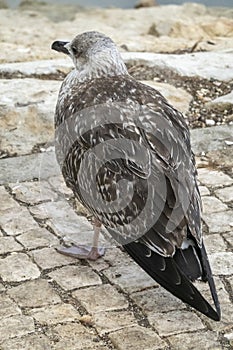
<box><xmin>123</xmin><ymin>241</ymin><xmax>221</xmax><ymax>321</ymax></box>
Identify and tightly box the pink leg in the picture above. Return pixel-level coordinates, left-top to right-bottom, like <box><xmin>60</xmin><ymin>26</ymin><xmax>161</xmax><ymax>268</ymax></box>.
<box><xmin>56</xmin><ymin>219</ymin><xmax>105</xmax><ymax>260</ymax></box>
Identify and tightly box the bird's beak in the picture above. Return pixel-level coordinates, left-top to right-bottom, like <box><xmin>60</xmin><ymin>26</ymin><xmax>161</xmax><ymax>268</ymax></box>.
<box><xmin>51</xmin><ymin>41</ymin><xmax>70</xmax><ymax>55</ymax></box>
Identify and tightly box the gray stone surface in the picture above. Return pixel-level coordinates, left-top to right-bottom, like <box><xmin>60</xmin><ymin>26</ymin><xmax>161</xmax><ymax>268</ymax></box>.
<box><xmin>104</xmin><ymin>262</ymin><xmax>157</xmax><ymax>293</ymax></box>
<box><xmin>17</xmin><ymin>228</ymin><xmax>59</xmax><ymax>250</ymax></box>
<box><xmin>131</xmin><ymin>287</ymin><xmax>185</xmax><ymax>314</ymax></box>
<box><xmin>0</xmin><ymin>206</ymin><xmax>39</xmax><ymax>235</ymax></box>
<box><xmin>149</xmin><ymin>310</ymin><xmax>205</xmax><ymax>336</ymax></box>
<box><xmin>0</xmin><ymin>151</ymin><xmax>60</xmax><ymax>185</ymax></box>
<box><xmin>0</xmin><ymin>78</ymin><xmax>58</xmax><ymax>155</ymax></box>
<box><xmin>1</xmin><ymin>334</ymin><xmax>53</xmax><ymax>350</ymax></box>
<box><xmin>206</xmin><ymin>91</ymin><xmax>233</xmax><ymax>111</ymax></box>
<box><xmin>123</xmin><ymin>50</ymin><xmax>233</xmax><ymax>81</ymax></box>
<box><xmin>31</xmin><ymin>247</ymin><xmax>74</xmax><ymax>270</ymax></box>
<box><xmin>0</xmin><ymin>315</ymin><xmax>35</xmax><ymax>343</ymax></box>
<box><xmin>0</xmin><ymin>236</ymin><xmax>23</xmax><ymax>254</ymax></box>
<box><xmin>202</xmin><ymin>196</ymin><xmax>228</xmax><ymax>214</ymax></box>
<box><xmin>28</xmin><ymin>303</ymin><xmax>79</xmax><ymax>326</ymax></box>
<box><xmin>72</xmin><ymin>284</ymin><xmax>128</xmax><ymax>313</ymax></box>
<box><xmin>48</xmin><ymin>265</ymin><xmax>102</xmax><ymax>290</ymax></box>
<box><xmin>215</xmin><ymin>186</ymin><xmax>233</xmax><ymax>203</ymax></box>
<box><xmin>190</xmin><ymin>124</ymin><xmax>233</xmax><ymax>154</ymax></box>
<box><xmin>9</xmin><ymin>180</ymin><xmax>58</xmax><ymax>204</ymax></box>
<box><xmin>93</xmin><ymin>310</ymin><xmax>136</xmax><ymax>335</ymax></box>
<box><xmin>0</xmin><ymin>253</ymin><xmax>40</xmax><ymax>282</ymax></box>
<box><xmin>168</xmin><ymin>330</ymin><xmax>222</xmax><ymax>350</ymax></box>
<box><xmin>197</xmin><ymin>168</ymin><xmax>233</xmax><ymax>188</ymax></box>
<box><xmin>8</xmin><ymin>279</ymin><xmax>61</xmax><ymax>308</ymax></box>
<box><xmin>208</xmin><ymin>252</ymin><xmax>233</xmax><ymax>275</ymax></box>
<box><xmin>203</xmin><ymin>210</ymin><xmax>233</xmax><ymax>233</ymax></box>
<box><xmin>109</xmin><ymin>325</ymin><xmax>166</xmax><ymax>350</ymax></box>
<box><xmin>45</xmin><ymin>323</ymin><xmax>108</xmax><ymax>350</ymax></box>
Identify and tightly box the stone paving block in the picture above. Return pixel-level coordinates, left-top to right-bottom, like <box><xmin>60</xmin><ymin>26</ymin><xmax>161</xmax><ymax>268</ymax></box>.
<box><xmin>0</xmin><ymin>152</ymin><xmax>60</xmax><ymax>185</ymax></box>
<box><xmin>0</xmin><ymin>253</ymin><xmax>40</xmax><ymax>282</ymax></box>
<box><xmin>193</xmin><ymin>277</ymin><xmax>230</xmax><ymax>306</ymax></box>
<box><xmin>203</xmin><ymin>234</ymin><xmax>227</xmax><ymax>254</ymax></box>
<box><xmin>31</xmin><ymin>247</ymin><xmax>74</xmax><ymax>270</ymax></box>
<box><xmin>103</xmin><ymin>262</ymin><xmax>157</xmax><ymax>293</ymax></box>
<box><xmin>46</xmin><ymin>323</ymin><xmax>107</xmax><ymax>350</ymax></box>
<box><xmin>0</xmin><ymin>236</ymin><xmax>23</xmax><ymax>254</ymax></box>
<box><xmin>48</xmin><ymin>265</ymin><xmax>102</xmax><ymax>290</ymax></box>
<box><xmin>48</xmin><ymin>175</ymin><xmax>73</xmax><ymax>197</ymax></box>
<box><xmin>198</xmin><ymin>185</ymin><xmax>210</xmax><ymax>196</ymax></box>
<box><xmin>103</xmin><ymin>247</ymin><xmax>133</xmax><ymax>267</ymax></box>
<box><xmin>93</xmin><ymin>310</ymin><xmax>136</xmax><ymax>335</ymax></box>
<box><xmin>109</xmin><ymin>325</ymin><xmax>166</xmax><ymax>350</ymax></box>
<box><xmin>28</xmin><ymin>303</ymin><xmax>79</xmax><ymax>326</ymax></box>
<box><xmin>168</xmin><ymin>330</ymin><xmax>221</xmax><ymax>350</ymax></box>
<box><xmin>0</xmin><ymin>206</ymin><xmax>39</xmax><ymax>235</ymax></box>
<box><xmin>0</xmin><ymin>294</ymin><xmax>21</xmax><ymax>318</ymax></box>
<box><xmin>0</xmin><ymin>334</ymin><xmax>53</xmax><ymax>350</ymax></box>
<box><xmin>9</xmin><ymin>180</ymin><xmax>58</xmax><ymax>204</ymax></box>
<box><xmin>17</xmin><ymin>227</ymin><xmax>59</xmax><ymax>250</ymax></box>
<box><xmin>203</xmin><ymin>210</ymin><xmax>233</xmax><ymax>233</ymax></box>
<box><xmin>206</xmin><ymin>302</ymin><xmax>233</xmax><ymax>332</ymax></box>
<box><xmin>131</xmin><ymin>286</ymin><xmax>185</xmax><ymax>314</ymax></box>
<box><xmin>0</xmin><ymin>315</ymin><xmax>35</xmax><ymax>342</ymax></box>
<box><xmin>202</xmin><ymin>196</ymin><xmax>228</xmax><ymax>214</ymax></box>
<box><xmin>88</xmin><ymin>256</ymin><xmax>110</xmax><ymax>272</ymax></box>
<box><xmin>148</xmin><ymin>310</ymin><xmax>205</xmax><ymax>337</ymax></box>
<box><xmin>0</xmin><ymin>186</ymin><xmax>20</xmax><ymax>210</ymax></box>
<box><xmin>8</xmin><ymin>279</ymin><xmax>61</xmax><ymax>308</ymax></box>
<box><xmin>197</xmin><ymin>168</ymin><xmax>233</xmax><ymax>188</ymax></box>
<box><xmin>215</xmin><ymin>185</ymin><xmax>233</xmax><ymax>203</ymax></box>
<box><xmin>208</xmin><ymin>252</ymin><xmax>233</xmax><ymax>275</ymax></box>
<box><xmin>223</xmin><ymin>232</ymin><xmax>233</xmax><ymax>247</ymax></box>
<box><xmin>72</xmin><ymin>284</ymin><xmax>128</xmax><ymax>313</ymax></box>
<box><xmin>30</xmin><ymin>201</ymin><xmax>96</xmax><ymax>245</ymax></box>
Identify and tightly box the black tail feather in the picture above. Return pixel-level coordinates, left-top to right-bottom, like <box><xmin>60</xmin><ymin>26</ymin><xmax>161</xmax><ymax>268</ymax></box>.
<box><xmin>123</xmin><ymin>241</ymin><xmax>220</xmax><ymax>321</ymax></box>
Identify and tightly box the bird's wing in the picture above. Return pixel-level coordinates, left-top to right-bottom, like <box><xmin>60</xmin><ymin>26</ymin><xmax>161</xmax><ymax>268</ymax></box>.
<box><xmin>55</xmin><ymin>76</ymin><xmax>201</xmax><ymax>253</ymax></box>
<box><xmin>55</xmin><ymin>76</ymin><xmax>220</xmax><ymax>320</ymax></box>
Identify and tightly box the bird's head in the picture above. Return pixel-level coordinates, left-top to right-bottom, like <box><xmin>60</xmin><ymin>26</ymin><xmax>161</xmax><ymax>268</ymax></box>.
<box><xmin>51</xmin><ymin>31</ymin><xmax>128</xmax><ymax>81</ymax></box>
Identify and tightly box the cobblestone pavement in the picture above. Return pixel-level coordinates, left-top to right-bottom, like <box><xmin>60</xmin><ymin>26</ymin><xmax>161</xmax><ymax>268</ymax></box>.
<box><xmin>0</xmin><ymin>146</ymin><xmax>233</xmax><ymax>349</ymax></box>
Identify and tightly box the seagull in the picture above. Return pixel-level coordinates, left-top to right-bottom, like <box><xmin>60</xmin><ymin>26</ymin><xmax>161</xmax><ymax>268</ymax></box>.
<box><xmin>51</xmin><ymin>31</ymin><xmax>220</xmax><ymax>321</ymax></box>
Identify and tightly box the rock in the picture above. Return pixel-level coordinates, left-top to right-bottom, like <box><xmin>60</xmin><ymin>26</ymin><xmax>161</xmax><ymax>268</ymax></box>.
<box><xmin>205</xmin><ymin>119</ymin><xmax>215</xmax><ymax>126</ymax></box>
<box><xmin>190</xmin><ymin>124</ymin><xmax>233</xmax><ymax>154</ymax></box>
<box><xmin>135</xmin><ymin>0</ymin><xmax>157</xmax><ymax>9</ymax></box>
<box><xmin>123</xmin><ymin>50</ymin><xmax>233</xmax><ymax>81</ymax></box>
<box><xmin>0</xmin><ymin>59</ymin><xmax>71</xmax><ymax>78</ymax></box>
<box><xmin>0</xmin><ymin>151</ymin><xmax>60</xmax><ymax>185</ymax></box>
<box><xmin>205</xmin><ymin>91</ymin><xmax>233</xmax><ymax>112</ymax></box>
<box><xmin>0</xmin><ymin>78</ymin><xmax>60</xmax><ymax>156</ymax></box>
<box><xmin>0</xmin><ymin>253</ymin><xmax>40</xmax><ymax>282</ymax></box>
<box><xmin>1</xmin><ymin>4</ymin><xmax>233</xmax><ymax>64</ymax></box>
<box><xmin>209</xmin><ymin>252</ymin><xmax>233</xmax><ymax>275</ymax></box>
<box><xmin>109</xmin><ymin>325</ymin><xmax>165</xmax><ymax>350</ymax></box>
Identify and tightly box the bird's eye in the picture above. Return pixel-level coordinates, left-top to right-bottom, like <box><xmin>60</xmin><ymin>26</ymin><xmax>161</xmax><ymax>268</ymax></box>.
<box><xmin>72</xmin><ymin>47</ymin><xmax>80</xmax><ymax>56</ymax></box>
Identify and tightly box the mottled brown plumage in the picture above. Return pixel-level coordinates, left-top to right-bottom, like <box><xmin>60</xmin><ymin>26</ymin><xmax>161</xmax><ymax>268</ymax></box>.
<box><xmin>52</xmin><ymin>31</ymin><xmax>220</xmax><ymax>320</ymax></box>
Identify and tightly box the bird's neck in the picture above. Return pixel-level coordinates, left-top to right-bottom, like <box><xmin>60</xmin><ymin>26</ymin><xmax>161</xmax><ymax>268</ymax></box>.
<box><xmin>75</xmin><ymin>49</ymin><xmax>128</xmax><ymax>82</ymax></box>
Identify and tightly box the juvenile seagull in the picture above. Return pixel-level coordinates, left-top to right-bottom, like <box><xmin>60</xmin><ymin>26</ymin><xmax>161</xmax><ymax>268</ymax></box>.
<box><xmin>52</xmin><ymin>31</ymin><xmax>220</xmax><ymax>321</ymax></box>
